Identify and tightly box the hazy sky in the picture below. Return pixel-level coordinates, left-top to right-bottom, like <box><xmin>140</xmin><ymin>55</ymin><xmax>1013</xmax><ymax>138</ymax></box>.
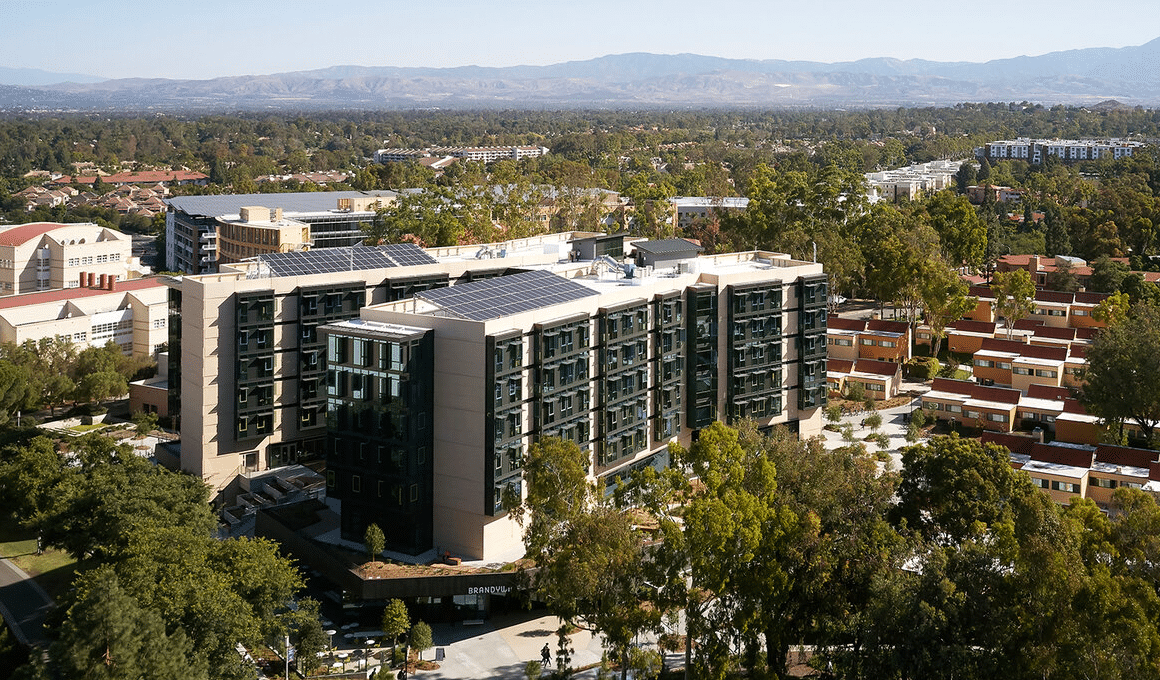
<box><xmin>5</xmin><ymin>0</ymin><xmax>1159</xmax><ymax>80</ymax></box>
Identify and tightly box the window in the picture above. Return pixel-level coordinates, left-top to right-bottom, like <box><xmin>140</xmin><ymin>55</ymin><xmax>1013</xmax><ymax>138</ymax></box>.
<box><xmin>1073</xmin><ymin>309</ymin><xmax>1088</xmax><ymax>316</ymax></box>
<box><xmin>880</xmin><ymin>340</ymin><xmax>895</xmax><ymax>348</ymax></box>
<box><xmin>1050</xmin><ymin>480</ymin><xmax>1079</xmax><ymax>494</ymax></box>
<box><xmin>861</xmin><ymin>338</ymin><xmax>875</xmax><ymax>346</ymax></box>
<box><xmin>975</xmin><ymin>358</ymin><xmax>994</xmax><ymax>368</ymax></box>
<box><xmin>987</xmin><ymin>412</ymin><xmax>1008</xmax><ymax>423</ymax></box>
<box><xmin>1035</xmin><ymin>369</ymin><xmax>1058</xmax><ymax>378</ymax></box>
<box><xmin>352</xmin><ymin>475</ymin><xmax>361</xmax><ymax>493</ymax></box>
<box><xmin>830</xmin><ymin>337</ymin><xmax>852</xmax><ymax>346</ymax></box>
<box><xmin>1091</xmin><ymin>477</ymin><xmax>1116</xmax><ymax>489</ymax></box>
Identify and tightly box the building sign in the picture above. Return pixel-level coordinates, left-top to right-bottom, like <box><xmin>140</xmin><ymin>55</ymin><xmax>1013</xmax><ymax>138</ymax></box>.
<box><xmin>467</xmin><ymin>585</ymin><xmax>513</xmax><ymax>595</ymax></box>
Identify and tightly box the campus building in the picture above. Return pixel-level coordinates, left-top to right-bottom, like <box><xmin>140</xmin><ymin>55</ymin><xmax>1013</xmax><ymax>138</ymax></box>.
<box><xmin>0</xmin><ymin>222</ymin><xmax>146</xmax><ymax>295</ymax></box>
<box><xmin>164</xmin><ymin>191</ymin><xmax>398</xmax><ymax>274</ymax></box>
<box><xmin>166</xmin><ymin>233</ymin><xmax>827</xmax><ymax>560</ymax></box>
<box><xmin>0</xmin><ymin>276</ymin><xmax>167</xmax><ymax>357</ymax></box>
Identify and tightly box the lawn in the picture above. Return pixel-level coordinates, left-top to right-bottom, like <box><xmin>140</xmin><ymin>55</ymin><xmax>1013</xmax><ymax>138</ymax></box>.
<box><xmin>0</xmin><ymin>518</ymin><xmax>78</xmax><ymax>600</ymax></box>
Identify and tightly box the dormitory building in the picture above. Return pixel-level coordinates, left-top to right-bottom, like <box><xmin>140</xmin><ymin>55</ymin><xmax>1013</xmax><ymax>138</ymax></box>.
<box><xmin>165</xmin><ymin>232</ymin><xmax>828</xmax><ymax>561</ymax></box>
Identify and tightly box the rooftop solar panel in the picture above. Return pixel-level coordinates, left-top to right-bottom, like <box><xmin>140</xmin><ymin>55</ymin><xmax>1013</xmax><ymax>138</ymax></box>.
<box><xmin>416</xmin><ymin>270</ymin><xmax>597</xmax><ymax>321</ymax></box>
<box><xmin>257</xmin><ymin>243</ymin><xmax>436</xmax><ymax>277</ymax></box>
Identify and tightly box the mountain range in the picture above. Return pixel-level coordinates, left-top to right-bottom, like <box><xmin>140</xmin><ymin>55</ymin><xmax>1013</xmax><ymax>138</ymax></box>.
<box><xmin>2</xmin><ymin>38</ymin><xmax>1159</xmax><ymax>111</ymax></box>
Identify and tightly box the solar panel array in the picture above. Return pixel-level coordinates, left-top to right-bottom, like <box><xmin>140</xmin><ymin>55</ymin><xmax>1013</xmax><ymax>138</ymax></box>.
<box><xmin>258</xmin><ymin>243</ymin><xmax>437</xmax><ymax>276</ymax></box>
<box><xmin>417</xmin><ymin>269</ymin><xmax>597</xmax><ymax>321</ymax></box>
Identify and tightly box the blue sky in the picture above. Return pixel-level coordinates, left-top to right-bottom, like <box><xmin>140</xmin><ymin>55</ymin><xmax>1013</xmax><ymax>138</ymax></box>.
<box><xmin>4</xmin><ymin>0</ymin><xmax>1159</xmax><ymax>80</ymax></box>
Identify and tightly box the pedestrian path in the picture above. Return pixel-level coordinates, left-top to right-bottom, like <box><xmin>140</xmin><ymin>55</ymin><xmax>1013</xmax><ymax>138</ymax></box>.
<box><xmin>0</xmin><ymin>556</ymin><xmax>54</xmax><ymax>647</ymax></box>
<box><xmin>420</xmin><ymin>612</ymin><xmax>681</xmax><ymax>679</ymax></box>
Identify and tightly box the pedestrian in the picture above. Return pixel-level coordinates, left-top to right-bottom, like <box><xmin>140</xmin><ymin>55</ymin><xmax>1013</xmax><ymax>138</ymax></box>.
<box><xmin>541</xmin><ymin>643</ymin><xmax>551</xmax><ymax>665</ymax></box>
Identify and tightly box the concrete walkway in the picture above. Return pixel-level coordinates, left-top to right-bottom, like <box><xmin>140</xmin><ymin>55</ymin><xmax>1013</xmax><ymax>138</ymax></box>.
<box><xmin>0</xmin><ymin>556</ymin><xmax>54</xmax><ymax>647</ymax></box>
<box><xmin>387</xmin><ymin>611</ymin><xmax>682</xmax><ymax>679</ymax></box>
<box><xmin>815</xmin><ymin>381</ymin><xmax>932</xmax><ymax>471</ymax></box>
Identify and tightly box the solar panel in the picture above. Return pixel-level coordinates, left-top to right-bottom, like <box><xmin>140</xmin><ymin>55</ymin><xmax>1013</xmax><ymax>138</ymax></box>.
<box><xmin>257</xmin><ymin>243</ymin><xmax>436</xmax><ymax>276</ymax></box>
<box><xmin>417</xmin><ymin>270</ymin><xmax>597</xmax><ymax>321</ymax></box>
<box><xmin>380</xmin><ymin>243</ymin><xmax>439</xmax><ymax>267</ymax></box>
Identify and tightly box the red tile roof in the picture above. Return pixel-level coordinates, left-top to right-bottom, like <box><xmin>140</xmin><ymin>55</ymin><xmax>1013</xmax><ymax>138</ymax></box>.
<box><xmin>1027</xmin><ymin>384</ymin><xmax>1072</xmax><ymax>401</ymax></box>
<box><xmin>827</xmin><ymin>317</ymin><xmax>866</xmax><ymax>331</ymax></box>
<box><xmin>0</xmin><ymin>222</ymin><xmax>73</xmax><ymax>247</ymax></box>
<box><xmin>980</xmin><ymin>337</ymin><xmax>1028</xmax><ymax>353</ymax></box>
<box><xmin>982</xmin><ymin>431</ymin><xmax>1038</xmax><ymax>455</ymax></box>
<box><xmin>1033</xmin><ymin>326</ymin><xmax>1076</xmax><ymax>340</ymax></box>
<box><xmin>1019</xmin><ymin>344</ymin><xmax>1068</xmax><ymax>362</ymax></box>
<box><xmin>1094</xmin><ymin>444</ymin><xmax>1156</xmax><ymax>469</ymax></box>
<box><xmin>0</xmin><ymin>277</ymin><xmax>164</xmax><ymax>311</ymax></box>
<box><xmin>854</xmin><ymin>359</ymin><xmax>902</xmax><ymax>377</ymax></box>
<box><xmin>827</xmin><ymin>359</ymin><xmax>854</xmax><ymax>374</ymax></box>
<box><xmin>949</xmin><ymin>319</ymin><xmax>997</xmax><ymax>334</ymax></box>
<box><xmin>1030</xmin><ymin>443</ymin><xmax>1094</xmax><ymax>468</ymax></box>
<box><xmin>867</xmin><ymin>318</ymin><xmax>908</xmax><ymax>334</ymax></box>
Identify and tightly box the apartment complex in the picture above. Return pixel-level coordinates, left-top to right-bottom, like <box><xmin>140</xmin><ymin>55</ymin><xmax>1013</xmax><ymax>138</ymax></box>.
<box><xmin>167</xmin><ymin>233</ymin><xmax>827</xmax><ymax>559</ymax></box>
<box><xmin>374</xmin><ymin>146</ymin><xmax>549</xmax><ymax>165</ymax></box>
<box><xmin>989</xmin><ymin>433</ymin><xmax>1160</xmax><ymax>507</ymax></box>
<box><xmin>164</xmin><ymin>191</ymin><xmax>397</xmax><ymax>274</ymax></box>
<box><xmin>864</xmin><ymin>160</ymin><xmax>961</xmax><ymax>202</ymax></box>
<box><xmin>0</xmin><ymin>222</ymin><xmax>146</xmax><ymax>296</ymax></box>
<box><xmin>826</xmin><ymin>317</ymin><xmax>911</xmax><ymax>363</ymax></box>
<box><xmin>978</xmin><ymin>138</ymin><xmax>1144</xmax><ymax>164</ymax></box>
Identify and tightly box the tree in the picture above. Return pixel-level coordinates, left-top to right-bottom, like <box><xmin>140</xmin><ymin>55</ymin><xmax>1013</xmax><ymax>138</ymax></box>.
<box><xmin>364</xmin><ymin>523</ymin><xmax>385</xmax><ymax>563</ymax></box>
<box><xmin>1044</xmin><ymin>257</ymin><xmax>1079</xmax><ymax>292</ymax></box>
<box><xmin>518</xmin><ymin>437</ymin><xmax>658</xmax><ymax>679</ymax></box>
<box><xmin>1089</xmin><ymin>255</ymin><xmax>1130</xmax><ymax>293</ymax></box>
<box><xmin>920</xmin><ymin>264</ymin><xmax>978</xmax><ymax>358</ymax></box>
<box><xmin>1080</xmin><ymin>304</ymin><xmax>1160</xmax><ymax>444</ymax></box>
<box><xmin>865</xmin><ymin>412</ymin><xmax>883</xmax><ymax>431</ymax></box>
<box><xmin>381</xmin><ymin>599</ymin><xmax>410</xmax><ymax>664</ymax></box>
<box><xmin>1092</xmin><ymin>290</ymin><xmax>1131</xmax><ymax>326</ymax></box>
<box><xmin>133</xmin><ymin>410</ymin><xmax>159</xmax><ymax>436</ymax></box>
<box><xmin>991</xmin><ymin>269</ymin><xmax>1037</xmax><ymax>339</ymax></box>
<box><xmin>923</xmin><ymin>190</ymin><xmax>987</xmax><ymax>269</ymax></box>
<box><xmin>50</xmin><ymin>566</ymin><xmax>208</xmax><ymax>680</ymax></box>
<box><xmin>409</xmin><ymin>621</ymin><xmax>432</xmax><ymax>662</ymax></box>
<box><xmin>955</xmin><ymin>161</ymin><xmax>977</xmax><ymax>194</ymax></box>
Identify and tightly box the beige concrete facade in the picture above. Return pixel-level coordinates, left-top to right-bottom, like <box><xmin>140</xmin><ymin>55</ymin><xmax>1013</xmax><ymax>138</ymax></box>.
<box><xmin>0</xmin><ymin>222</ymin><xmax>142</xmax><ymax>296</ymax></box>
<box><xmin>169</xmin><ymin>233</ymin><xmax>827</xmax><ymax>560</ymax></box>
<box><xmin>0</xmin><ymin>277</ymin><xmax>167</xmax><ymax>358</ymax></box>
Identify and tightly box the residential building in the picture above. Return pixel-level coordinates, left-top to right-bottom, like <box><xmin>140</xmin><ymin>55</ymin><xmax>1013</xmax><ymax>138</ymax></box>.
<box><xmin>827</xmin><ymin>316</ymin><xmax>911</xmax><ymax>363</ymax></box>
<box><xmin>826</xmin><ymin>358</ymin><xmax>903</xmax><ymax>400</ymax></box>
<box><xmin>864</xmin><ymin>160</ymin><xmax>961</xmax><ymax>202</ymax></box>
<box><xmin>0</xmin><ymin>276</ymin><xmax>167</xmax><ymax>357</ymax></box>
<box><xmin>374</xmin><ymin>146</ymin><xmax>549</xmax><ymax>165</ymax></box>
<box><xmin>921</xmin><ymin>378</ymin><xmax>1021</xmax><ymax>432</ymax></box>
<box><xmin>164</xmin><ymin>191</ymin><xmax>398</xmax><ymax>274</ymax></box>
<box><xmin>166</xmin><ymin>232</ymin><xmax>828</xmax><ymax>560</ymax></box>
<box><xmin>668</xmin><ymin>197</ymin><xmax>749</xmax><ymax>231</ymax></box>
<box><xmin>0</xmin><ymin>222</ymin><xmax>146</xmax><ymax>296</ymax></box>
<box><xmin>216</xmin><ymin>207</ymin><xmax>312</xmax><ymax>265</ymax></box>
<box><xmin>992</xmin><ymin>433</ymin><xmax>1160</xmax><ymax>506</ymax></box>
<box><xmin>978</xmin><ymin>138</ymin><xmax>1144</xmax><ymax>165</ymax></box>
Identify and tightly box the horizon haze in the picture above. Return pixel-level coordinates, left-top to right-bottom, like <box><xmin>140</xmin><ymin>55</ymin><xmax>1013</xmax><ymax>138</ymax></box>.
<box><xmin>2</xmin><ymin>0</ymin><xmax>1159</xmax><ymax>82</ymax></box>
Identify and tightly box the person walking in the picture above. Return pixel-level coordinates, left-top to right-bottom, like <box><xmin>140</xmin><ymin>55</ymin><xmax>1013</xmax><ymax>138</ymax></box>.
<box><xmin>541</xmin><ymin>643</ymin><xmax>551</xmax><ymax>666</ymax></box>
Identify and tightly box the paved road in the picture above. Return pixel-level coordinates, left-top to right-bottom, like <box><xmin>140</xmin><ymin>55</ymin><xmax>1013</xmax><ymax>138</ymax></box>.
<box><xmin>0</xmin><ymin>557</ymin><xmax>53</xmax><ymax>647</ymax></box>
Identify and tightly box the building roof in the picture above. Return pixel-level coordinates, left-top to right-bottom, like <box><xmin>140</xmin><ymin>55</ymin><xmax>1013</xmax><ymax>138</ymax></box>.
<box><xmin>0</xmin><ymin>221</ymin><xmax>99</xmax><ymax>247</ymax></box>
<box><xmin>166</xmin><ymin>190</ymin><xmax>398</xmax><ymax>218</ymax></box>
<box><xmin>630</xmin><ymin>238</ymin><xmax>703</xmax><ymax>255</ymax></box>
<box><xmin>0</xmin><ymin>276</ymin><xmax>164</xmax><ymax>311</ymax></box>
<box><xmin>867</xmin><ymin>319</ymin><xmax>908</xmax><ymax>334</ymax></box>
<box><xmin>982</xmin><ymin>431</ymin><xmax>1039</xmax><ymax>455</ymax></box>
<box><xmin>416</xmin><ymin>269</ymin><xmax>598</xmax><ymax>322</ymax></box>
